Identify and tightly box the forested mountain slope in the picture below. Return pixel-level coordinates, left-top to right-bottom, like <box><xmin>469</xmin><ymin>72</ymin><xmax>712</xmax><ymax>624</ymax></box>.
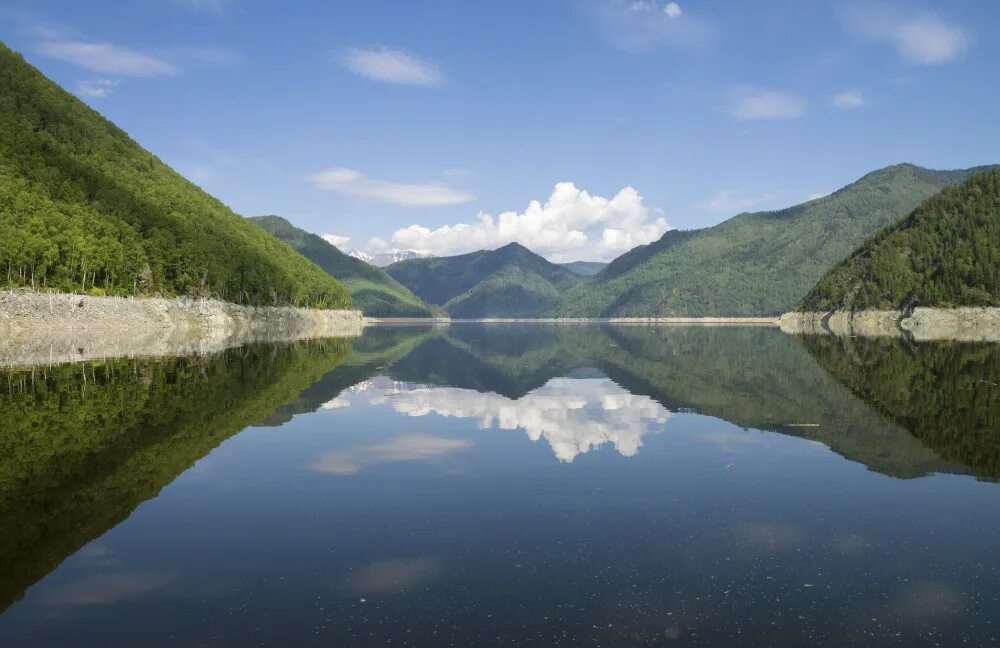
<box><xmin>559</xmin><ymin>164</ymin><xmax>994</xmax><ymax>317</ymax></box>
<box><xmin>798</xmin><ymin>169</ymin><xmax>1000</xmax><ymax>311</ymax></box>
<box><xmin>252</xmin><ymin>216</ymin><xmax>439</xmax><ymax>317</ymax></box>
<box><xmin>387</xmin><ymin>243</ymin><xmax>583</xmax><ymax>318</ymax></box>
<box><xmin>0</xmin><ymin>43</ymin><xmax>350</xmax><ymax>309</ymax></box>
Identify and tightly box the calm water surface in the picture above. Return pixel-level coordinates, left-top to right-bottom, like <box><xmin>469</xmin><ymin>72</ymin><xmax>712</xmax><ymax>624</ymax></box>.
<box><xmin>1</xmin><ymin>324</ymin><xmax>998</xmax><ymax>646</ymax></box>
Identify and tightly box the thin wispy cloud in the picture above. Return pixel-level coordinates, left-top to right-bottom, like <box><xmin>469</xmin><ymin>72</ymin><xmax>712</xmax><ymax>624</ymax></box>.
<box><xmin>844</xmin><ymin>4</ymin><xmax>970</xmax><ymax>65</ymax></box>
<box><xmin>304</xmin><ymin>168</ymin><xmax>474</xmax><ymax>207</ymax></box>
<box><xmin>832</xmin><ymin>89</ymin><xmax>866</xmax><ymax>109</ymax></box>
<box><xmin>587</xmin><ymin>0</ymin><xmax>714</xmax><ymax>53</ymax></box>
<box><xmin>695</xmin><ymin>189</ymin><xmax>775</xmax><ymax>214</ymax></box>
<box><xmin>378</xmin><ymin>182</ymin><xmax>670</xmax><ymax>263</ymax></box>
<box><xmin>39</xmin><ymin>41</ymin><xmax>180</xmax><ymax>76</ymax></box>
<box><xmin>728</xmin><ymin>86</ymin><xmax>805</xmax><ymax>120</ymax></box>
<box><xmin>76</xmin><ymin>78</ymin><xmax>120</xmax><ymax>98</ymax></box>
<box><xmin>340</xmin><ymin>47</ymin><xmax>443</xmax><ymax>87</ymax></box>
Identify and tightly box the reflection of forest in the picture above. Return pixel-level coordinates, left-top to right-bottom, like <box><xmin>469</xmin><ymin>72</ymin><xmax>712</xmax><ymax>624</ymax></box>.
<box><xmin>0</xmin><ymin>338</ymin><xmax>352</xmax><ymax>612</ymax></box>
<box><xmin>801</xmin><ymin>334</ymin><xmax>1000</xmax><ymax>480</ymax></box>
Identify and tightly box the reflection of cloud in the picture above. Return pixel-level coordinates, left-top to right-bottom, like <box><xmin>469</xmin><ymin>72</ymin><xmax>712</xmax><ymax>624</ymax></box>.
<box><xmin>346</xmin><ymin>557</ymin><xmax>442</xmax><ymax>595</ymax></box>
<box><xmin>730</xmin><ymin>523</ymin><xmax>806</xmax><ymax>553</ymax></box>
<box><xmin>384</xmin><ymin>378</ymin><xmax>671</xmax><ymax>462</ymax></box>
<box><xmin>829</xmin><ymin>534</ymin><xmax>870</xmax><ymax>556</ymax></box>
<box><xmin>309</xmin><ymin>434</ymin><xmax>472</xmax><ymax>475</ymax></box>
<box><xmin>42</xmin><ymin>571</ymin><xmax>176</xmax><ymax>607</ymax></box>
<box><xmin>320</xmin><ymin>396</ymin><xmax>351</xmax><ymax>410</ymax></box>
<box><xmin>893</xmin><ymin>581</ymin><xmax>962</xmax><ymax>621</ymax></box>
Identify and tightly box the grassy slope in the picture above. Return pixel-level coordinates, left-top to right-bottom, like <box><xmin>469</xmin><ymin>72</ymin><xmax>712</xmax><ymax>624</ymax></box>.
<box><xmin>0</xmin><ymin>42</ymin><xmax>350</xmax><ymax>308</ymax></box>
<box><xmin>387</xmin><ymin>242</ymin><xmax>583</xmax><ymax>318</ymax></box>
<box><xmin>251</xmin><ymin>216</ymin><xmax>439</xmax><ymax>317</ymax></box>
<box><xmin>799</xmin><ymin>169</ymin><xmax>1000</xmax><ymax>311</ymax></box>
<box><xmin>560</xmin><ymin>164</ymin><xmax>993</xmax><ymax>317</ymax></box>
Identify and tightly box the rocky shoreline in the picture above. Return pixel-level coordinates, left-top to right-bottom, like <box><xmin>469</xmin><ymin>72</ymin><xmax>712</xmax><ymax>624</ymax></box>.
<box><xmin>0</xmin><ymin>290</ymin><xmax>365</xmax><ymax>367</ymax></box>
<box><xmin>779</xmin><ymin>307</ymin><xmax>1000</xmax><ymax>342</ymax></box>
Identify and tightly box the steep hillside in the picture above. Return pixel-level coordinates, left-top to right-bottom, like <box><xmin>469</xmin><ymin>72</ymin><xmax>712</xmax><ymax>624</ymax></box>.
<box><xmin>252</xmin><ymin>216</ymin><xmax>439</xmax><ymax>317</ymax></box>
<box><xmin>798</xmin><ymin>169</ymin><xmax>1000</xmax><ymax>311</ymax></box>
<box><xmin>0</xmin><ymin>43</ymin><xmax>350</xmax><ymax>309</ymax></box>
<box><xmin>387</xmin><ymin>243</ymin><xmax>583</xmax><ymax>318</ymax></box>
<box><xmin>561</xmin><ymin>164</ymin><xmax>994</xmax><ymax>317</ymax></box>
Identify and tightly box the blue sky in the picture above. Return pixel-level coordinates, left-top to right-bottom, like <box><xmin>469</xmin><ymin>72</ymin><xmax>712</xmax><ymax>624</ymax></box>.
<box><xmin>2</xmin><ymin>0</ymin><xmax>998</xmax><ymax>262</ymax></box>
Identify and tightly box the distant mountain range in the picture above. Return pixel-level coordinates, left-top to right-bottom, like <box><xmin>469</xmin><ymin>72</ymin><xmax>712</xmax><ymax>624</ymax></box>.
<box><xmin>386</xmin><ymin>243</ymin><xmax>582</xmax><ymax>318</ymax></box>
<box><xmin>348</xmin><ymin>249</ymin><xmax>432</xmax><ymax>267</ymax></box>
<box><xmin>385</xmin><ymin>164</ymin><xmax>994</xmax><ymax>318</ymax></box>
<box><xmin>252</xmin><ymin>217</ymin><xmax>440</xmax><ymax>318</ymax></box>
<box><xmin>559</xmin><ymin>261</ymin><xmax>608</xmax><ymax>276</ymax></box>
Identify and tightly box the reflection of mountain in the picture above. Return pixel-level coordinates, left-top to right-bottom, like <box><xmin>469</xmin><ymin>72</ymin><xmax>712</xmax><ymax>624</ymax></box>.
<box><xmin>372</xmin><ymin>377</ymin><xmax>671</xmax><ymax>462</ymax></box>
<box><xmin>381</xmin><ymin>326</ymin><xmax>961</xmax><ymax>478</ymax></box>
<box><xmin>801</xmin><ymin>335</ymin><xmax>1000</xmax><ymax>480</ymax></box>
<box><xmin>0</xmin><ymin>338</ymin><xmax>352</xmax><ymax>613</ymax></box>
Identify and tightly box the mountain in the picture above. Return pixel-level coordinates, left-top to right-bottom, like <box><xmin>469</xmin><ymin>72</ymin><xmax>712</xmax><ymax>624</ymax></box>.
<box><xmin>386</xmin><ymin>242</ymin><xmax>583</xmax><ymax>318</ymax></box>
<box><xmin>350</xmin><ymin>249</ymin><xmax>432</xmax><ymax>267</ymax></box>
<box><xmin>559</xmin><ymin>164</ymin><xmax>995</xmax><ymax>317</ymax></box>
<box><xmin>798</xmin><ymin>169</ymin><xmax>1000</xmax><ymax>312</ymax></box>
<box><xmin>251</xmin><ymin>216</ymin><xmax>440</xmax><ymax>318</ymax></box>
<box><xmin>0</xmin><ymin>44</ymin><xmax>350</xmax><ymax>309</ymax></box>
<box><xmin>559</xmin><ymin>261</ymin><xmax>607</xmax><ymax>276</ymax></box>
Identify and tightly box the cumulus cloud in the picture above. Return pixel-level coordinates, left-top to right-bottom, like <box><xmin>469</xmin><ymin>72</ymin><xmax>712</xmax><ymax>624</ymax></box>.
<box><xmin>844</xmin><ymin>4</ymin><xmax>969</xmax><ymax>65</ymax></box>
<box><xmin>340</xmin><ymin>46</ymin><xmax>443</xmax><ymax>87</ymax></box>
<box><xmin>832</xmin><ymin>89</ymin><xmax>866</xmax><ymax>109</ymax></box>
<box><xmin>76</xmin><ymin>78</ymin><xmax>120</xmax><ymax>98</ymax></box>
<box><xmin>320</xmin><ymin>233</ymin><xmax>351</xmax><ymax>249</ymax></box>
<box><xmin>382</xmin><ymin>182</ymin><xmax>669</xmax><ymax>263</ymax></box>
<box><xmin>695</xmin><ymin>189</ymin><xmax>775</xmax><ymax>214</ymax></box>
<box><xmin>588</xmin><ymin>0</ymin><xmax>713</xmax><ymax>53</ymax></box>
<box><xmin>39</xmin><ymin>40</ymin><xmax>180</xmax><ymax>76</ymax></box>
<box><xmin>380</xmin><ymin>377</ymin><xmax>671</xmax><ymax>462</ymax></box>
<box><xmin>304</xmin><ymin>168</ymin><xmax>474</xmax><ymax>207</ymax></box>
<box><xmin>728</xmin><ymin>86</ymin><xmax>805</xmax><ymax>120</ymax></box>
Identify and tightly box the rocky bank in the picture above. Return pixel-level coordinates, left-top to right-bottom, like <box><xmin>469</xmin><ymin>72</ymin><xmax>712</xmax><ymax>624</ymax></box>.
<box><xmin>779</xmin><ymin>308</ymin><xmax>1000</xmax><ymax>342</ymax></box>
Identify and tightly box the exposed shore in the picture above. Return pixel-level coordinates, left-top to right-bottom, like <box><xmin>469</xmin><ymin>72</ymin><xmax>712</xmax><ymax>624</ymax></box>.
<box><xmin>450</xmin><ymin>317</ymin><xmax>779</xmax><ymax>325</ymax></box>
<box><xmin>779</xmin><ymin>308</ymin><xmax>1000</xmax><ymax>342</ymax></box>
<box><xmin>0</xmin><ymin>290</ymin><xmax>365</xmax><ymax>368</ymax></box>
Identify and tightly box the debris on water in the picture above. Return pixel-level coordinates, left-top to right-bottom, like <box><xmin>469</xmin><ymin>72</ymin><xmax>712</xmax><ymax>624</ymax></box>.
<box><xmin>787</xmin><ymin>423</ymin><xmax>820</xmax><ymax>427</ymax></box>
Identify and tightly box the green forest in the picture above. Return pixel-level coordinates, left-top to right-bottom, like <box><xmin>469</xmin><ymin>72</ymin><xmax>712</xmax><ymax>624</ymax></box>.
<box><xmin>0</xmin><ymin>43</ymin><xmax>351</xmax><ymax>309</ymax></box>
<box><xmin>799</xmin><ymin>168</ymin><xmax>1000</xmax><ymax>311</ymax></box>
<box><xmin>252</xmin><ymin>215</ymin><xmax>439</xmax><ymax>317</ymax></box>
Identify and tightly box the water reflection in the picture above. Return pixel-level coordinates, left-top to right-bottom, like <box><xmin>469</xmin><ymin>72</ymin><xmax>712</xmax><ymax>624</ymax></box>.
<box><xmin>2</xmin><ymin>324</ymin><xmax>1000</xmax><ymax>646</ymax></box>
<box><xmin>360</xmin><ymin>375</ymin><xmax>670</xmax><ymax>462</ymax></box>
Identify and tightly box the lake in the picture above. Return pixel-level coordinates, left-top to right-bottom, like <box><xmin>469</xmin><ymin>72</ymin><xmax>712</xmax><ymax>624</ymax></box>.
<box><xmin>1</xmin><ymin>324</ymin><xmax>998</xmax><ymax>646</ymax></box>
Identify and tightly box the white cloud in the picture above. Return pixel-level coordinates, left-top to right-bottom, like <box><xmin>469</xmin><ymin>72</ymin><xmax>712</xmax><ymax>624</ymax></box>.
<box><xmin>39</xmin><ymin>40</ymin><xmax>179</xmax><ymax>76</ymax></box>
<box><xmin>729</xmin><ymin>86</ymin><xmax>805</xmax><ymax>120</ymax></box>
<box><xmin>381</xmin><ymin>182</ymin><xmax>669</xmax><ymax>263</ymax></box>
<box><xmin>845</xmin><ymin>5</ymin><xmax>969</xmax><ymax>65</ymax></box>
<box><xmin>590</xmin><ymin>0</ymin><xmax>713</xmax><ymax>53</ymax></box>
<box><xmin>320</xmin><ymin>233</ymin><xmax>351</xmax><ymax>249</ymax></box>
<box><xmin>805</xmin><ymin>191</ymin><xmax>831</xmax><ymax>201</ymax></box>
<box><xmin>76</xmin><ymin>78</ymin><xmax>120</xmax><ymax>98</ymax></box>
<box><xmin>304</xmin><ymin>168</ymin><xmax>474</xmax><ymax>207</ymax></box>
<box><xmin>695</xmin><ymin>189</ymin><xmax>775</xmax><ymax>214</ymax></box>
<box><xmin>832</xmin><ymin>89</ymin><xmax>866</xmax><ymax>109</ymax></box>
<box><xmin>379</xmin><ymin>377</ymin><xmax>671</xmax><ymax>463</ymax></box>
<box><xmin>340</xmin><ymin>46</ymin><xmax>443</xmax><ymax>87</ymax></box>
<box><xmin>309</xmin><ymin>434</ymin><xmax>472</xmax><ymax>475</ymax></box>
